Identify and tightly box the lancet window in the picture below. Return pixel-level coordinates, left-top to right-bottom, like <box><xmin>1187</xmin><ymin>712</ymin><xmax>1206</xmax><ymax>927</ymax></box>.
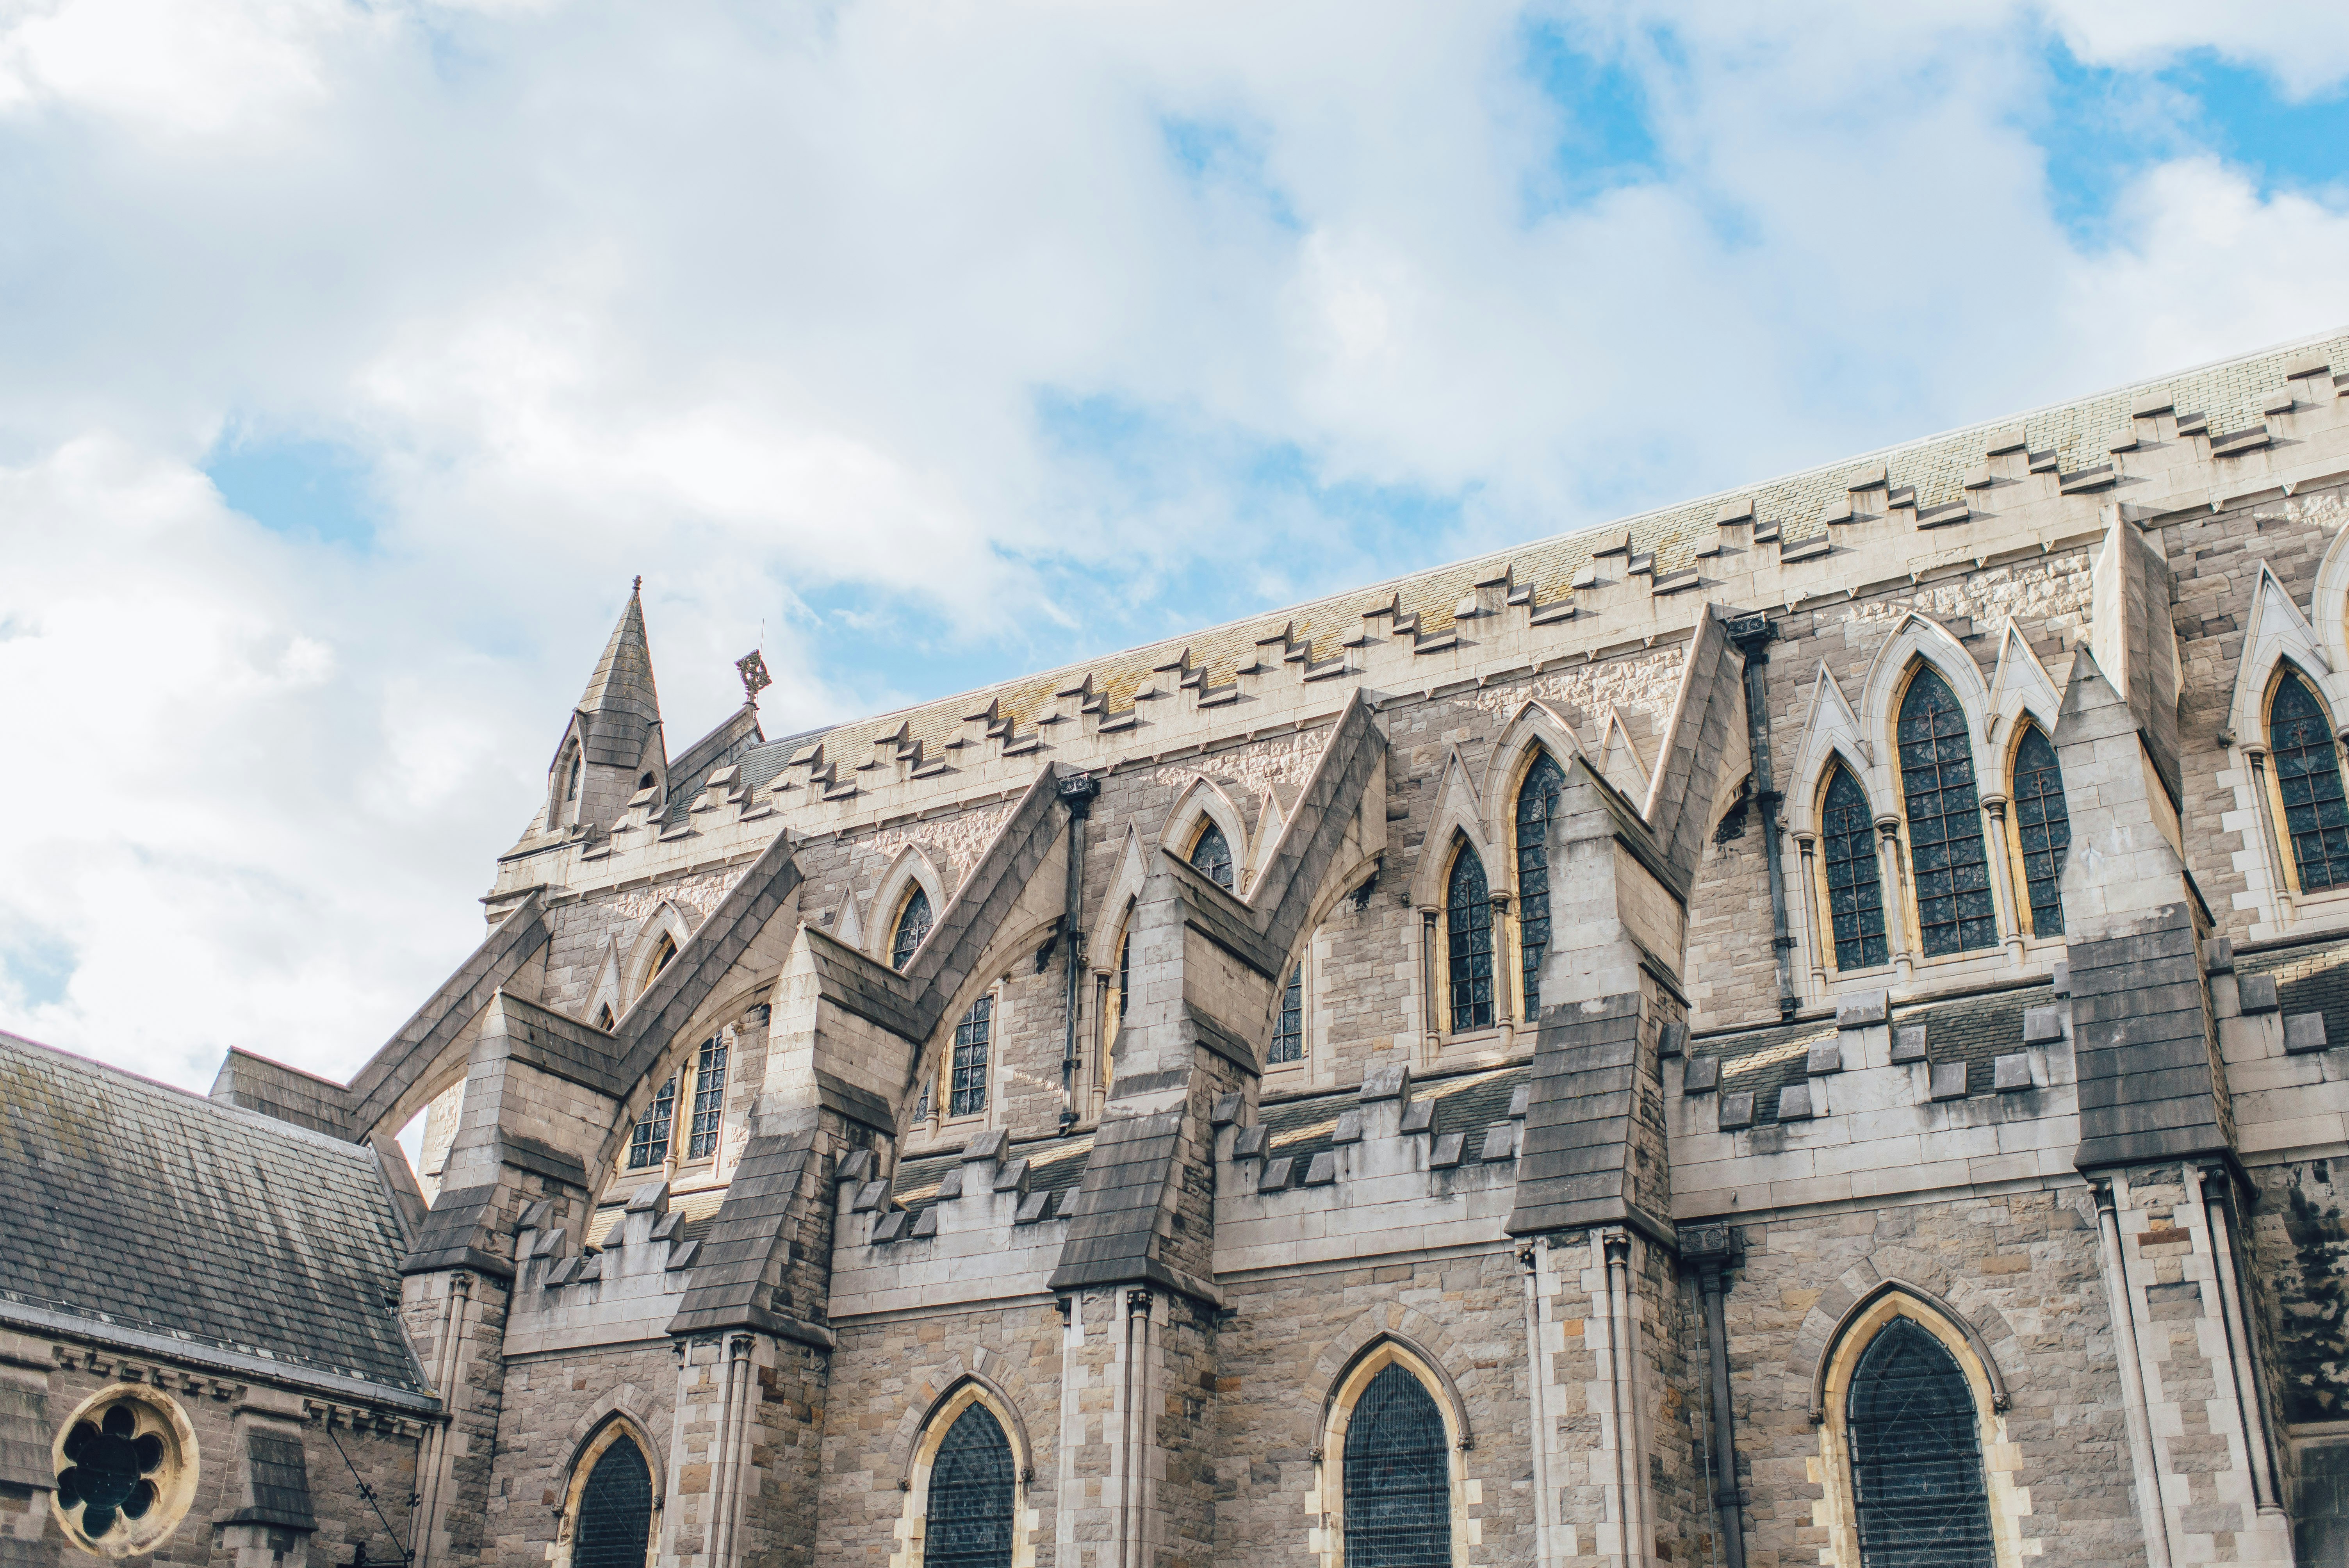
<box><xmin>1445</xmin><ymin>846</ymin><xmax>1494</xmax><ymax>1033</ymax></box>
<box><xmin>1344</xmin><ymin>1364</ymin><xmax>1451</xmax><ymax>1567</ymax></box>
<box><xmin>626</xmin><ymin>1076</ymin><xmax>676</xmax><ymax>1169</ymax></box>
<box><xmin>925</xmin><ymin>1404</ymin><xmax>1014</xmax><ymax>1568</ymax></box>
<box><xmin>891</xmin><ymin>886</ymin><xmax>933</xmax><ymax>971</ymax></box>
<box><xmin>1189</xmin><ymin>821</ymin><xmax>1235</xmax><ymax>891</ymax></box>
<box><xmin>1822</xmin><ymin>763</ymin><xmax>1887</xmax><ymax>971</ymax></box>
<box><xmin>572</xmin><ymin>1433</ymin><xmax>653</xmax><ymax>1568</ymax></box>
<box><xmin>1270</xmin><ymin>963</ymin><xmax>1304</xmax><ymax>1064</ymax></box>
<box><xmin>686</xmin><ymin>1036</ymin><xmax>727</xmax><ymax>1160</ymax></box>
<box><xmin>1514</xmin><ymin>752</ymin><xmax>1565</xmax><ymax>1019</ymax></box>
<box><xmin>2010</xmin><ymin>723</ymin><xmax>2069</xmax><ymax>936</ymax></box>
<box><xmin>2271</xmin><ymin>668</ymin><xmax>2349</xmax><ymax>891</ymax></box>
<box><xmin>1896</xmin><ymin>667</ymin><xmax>1996</xmax><ymax>956</ymax></box>
<box><xmin>1846</xmin><ymin>1316</ymin><xmax>1995</xmax><ymax>1567</ymax></box>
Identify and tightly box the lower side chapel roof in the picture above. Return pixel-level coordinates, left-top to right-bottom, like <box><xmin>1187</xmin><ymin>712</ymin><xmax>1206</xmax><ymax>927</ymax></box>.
<box><xmin>0</xmin><ymin>1032</ymin><xmax>430</xmax><ymax>1396</ymax></box>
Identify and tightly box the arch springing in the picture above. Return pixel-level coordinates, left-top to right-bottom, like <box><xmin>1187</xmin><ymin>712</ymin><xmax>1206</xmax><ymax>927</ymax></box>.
<box><xmin>1896</xmin><ymin>667</ymin><xmax>1996</xmax><ymax>957</ymax></box>
<box><xmin>1822</xmin><ymin>764</ymin><xmax>1887</xmax><ymax>971</ymax></box>
<box><xmin>572</xmin><ymin>1433</ymin><xmax>652</xmax><ymax>1568</ymax></box>
<box><xmin>1846</xmin><ymin>1316</ymin><xmax>1995</xmax><ymax>1567</ymax></box>
<box><xmin>1344</xmin><ymin>1363</ymin><xmax>1451</xmax><ymax>1567</ymax></box>
<box><xmin>1189</xmin><ymin>821</ymin><xmax>1235</xmax><ymax>891</ymax></box>
<box><xmin>891</xmin><ymin>886</ymin><xmax>934</xmax><ymax>971</ymax></box>
<box><xmin>1445</xmin><ymin>846</ymin><xmax>1494</xmax><ymax>1033</ymax></box>
<box><xmin>2271</xmin><ymin>668</ymin><xmax>2349</xmax><ymax>891</ymax></box>
<box><xmin>1514</xmin><ymin>752</ymin><xmax>1565</xmax><ymax>1019</ymax></box>
<box><xmin>926</xmin><ymin>1402</ymin><xmax>1014</xmax><ymax>1568</ymax></box>
<box><xmin>2010</xmin><ymin>723</ymin><xmax>2069</xmax><ymax>936</ymax></box>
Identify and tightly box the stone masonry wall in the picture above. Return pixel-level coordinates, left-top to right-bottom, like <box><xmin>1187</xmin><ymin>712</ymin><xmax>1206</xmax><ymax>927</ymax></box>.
<box><xmin>483</xmin><ymin>1343</ymin><xmax>673</xmax><ymax>1568</ymax></box>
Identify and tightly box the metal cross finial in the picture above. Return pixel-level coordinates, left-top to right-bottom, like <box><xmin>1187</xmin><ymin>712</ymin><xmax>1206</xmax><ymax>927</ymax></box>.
<box><xmin>736</xmin><ymin>649</ymin><xmax>773</xmax><ymax>703</ymax></box>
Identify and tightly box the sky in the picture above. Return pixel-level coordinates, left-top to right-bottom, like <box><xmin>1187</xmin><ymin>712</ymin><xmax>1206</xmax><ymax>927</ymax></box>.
<box><xmin>2</xmin><ymin>0</ymin><xmax>2347</xmax><ymax>1100</ymax></box>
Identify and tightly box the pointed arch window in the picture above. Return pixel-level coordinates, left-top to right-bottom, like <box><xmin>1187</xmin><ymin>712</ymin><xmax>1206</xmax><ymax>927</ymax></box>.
<box><xmin>1189</xmin><ymin>820</ymin><xmax>1235</xmax><ymax>891</ymax></box>
<box><xmin>686</xmin><ymin>1036</ymin><xmax>728</xmax><ymax>1160</ymax></box>
<box><xmin>1846</xmin><ymin>1316</ymin><xmax>1995</xmax><ymax>1567</ymax></box>
<box><xmin>891</xmin><ymin>886</ymin><xmax>934</xmax><ymax>971</ymax></box>
<box><xmin>949</xmin><ymin>996</ymin><xmax>993</xmax><ymax>1118</ymax></box>
<box><xmin>594</xmin><ymin>1003</ymin><xmax>615</xmax><ymax>1031</ymax></box>
<box><xmin>1270</xmin><ymin>963</ymin><xmax>1304</xmax><ymax>1064</ymax></box>
<box><xmin>1822</xmin><ymin>764</ymin><xmax>1888</xmax><ymax>971</ymax></box>
<box><xmin>1445</xmin><ymin>846</ymin><xmax>1494</xmax><ymax>1033</ymax></box>
<box><xmin>926</xmin><ymin>1403</ymin><xmax>1015</xmax><ymax>1568</ymax></box>
<box><xmin>626</xmin><ymin>1076</ymin><xmax>676</xmax><ymax>1169</ymax></box>
<box><xmin>638</xmin><ymin>931</ymin><xmax>679</xmax><ymax>998</ymax></box>
<box><xmin>1896</xmin><ymin>667</ymin><xmax>1996</xmax><ymax>957</ymax></box>
<box><xmin>2010</xmin><ymin>723</ymin><xmax>2069</xmax><ymax>937</ymax></box>
<box><xmin>1344</xmin><ymin>1364</ymin><xmax>1451</xmax><ymax>1567</ymax></box>
<box><xmin>572</xmin><ymin>1432</ymin><xmax>652</xmax><ymax>1568</ymax></box>
<box><xmin>1514</xmin><ymin>752</ymin><xmax>1566</xmax><ymax>1019</ymax></box>
<box><xmin>2271</xmin><ymin>668</ymin><xmax>2349</xmax><ymax>891</ymax></box>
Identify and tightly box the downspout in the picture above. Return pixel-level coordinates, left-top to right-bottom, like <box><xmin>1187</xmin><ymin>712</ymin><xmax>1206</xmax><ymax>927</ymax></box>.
<box><xmin>1684</xmin><ymin>1225</ymin><xmax>1747</xmax><ymax>1568</ymax></box>
<box><xmin>1727</xmin><ymin>614</ymin><xmax>1798</xmax><ymax>1020</ymax></box>
<box><xmin>1058</xmin><ymin>774</ymin><xmax>1101</xmax><ymax>1131</ymax></box>
<box><xmin>2093</xmin><ymin>1182</ymin><xmax>2176</xmax><ymax>1568</ymax></box>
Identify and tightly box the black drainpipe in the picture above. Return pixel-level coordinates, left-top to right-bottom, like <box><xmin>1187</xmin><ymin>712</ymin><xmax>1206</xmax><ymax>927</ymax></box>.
<box><xmin>1684</xmin><ymin>1223</ymin><xmax>1747</xmax><ymax>1568</ymax></box>
<box><xmin>1727</xmin><ymin>613</ymin><xmax>1798</xmax><ymax>1020</ymax></box>
<box><xmin>1057</xmin><ymin>773</ymin><xmax>1101</xmax><ymax>1131</ymax></box>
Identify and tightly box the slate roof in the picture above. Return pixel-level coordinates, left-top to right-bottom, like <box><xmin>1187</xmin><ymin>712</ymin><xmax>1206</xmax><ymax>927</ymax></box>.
<box><xmin>0</xmin><ymin>1032</ymin><xmax>429</xmax><ymax>1396</ymax></box>
<box><xmin>1261</xmin><ymin>1066</ymin><xmax>1525</xmax><ymax>1167</ymax></box>
<box><xmin>890</xmin><ymin>1131</ymin><xmax>1098</xmax><ymax>1221</ymax></box>
<box><xmin>1701</xmin><ymin>984</ymin><xmax>2050</xmax><ymax>1124</ymax></box>
<box><xmin>708</xmin><ymin>327</ymin><xmax>2349</xmax><ymax>779</ymax></box>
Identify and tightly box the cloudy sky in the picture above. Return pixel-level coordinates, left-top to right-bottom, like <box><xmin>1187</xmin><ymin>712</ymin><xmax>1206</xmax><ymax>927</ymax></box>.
<box><xmin>2</xmin><ymin>0</ymin><xmax>2345</xmax><ymax>1098</ymax></box>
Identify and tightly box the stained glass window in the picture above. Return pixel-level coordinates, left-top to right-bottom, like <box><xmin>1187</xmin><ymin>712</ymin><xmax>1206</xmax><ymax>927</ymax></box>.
<box><xmin>926</xmin><ymin>1403</ymin><xmax>1014</xmax><ymax>1568</ymax></box>
<box><xmin>1847</xmin><ymin>1317</ymin><xmax>1994</xmax><ymax>1568</ymax></box>
<box><xmin>892</xmin><ymin>887</ymin><xmax>933</xmax><ymax>970</ymax></box>
<box><xmin>1190</xmin><ymin>821</ymin><xmax>1235</xmax><ymax>890</ymax></box>
<box><xmin>2010</xmin><ymin>724</ymin><xmax>2069</xmax><ymax>936</ymax></box>
<box><xmin>686</xmin><ymin>1037</ymin><xmax>727</xmax><ymax>1160</ymax></box>
<box><xmin>1446</xmin><ymin>847</ymin><xmax>1494</xmax><ymax>1033</ymax></box>
<box><xmin>1344</xmin><ymin>1365</ymin><xmax>1451</xmax><ymax>1567</ymax></box>
<box><xmin>1897</xmin><ymin>667</ymin><xmax>1996</xmax><ymax>957</ymax></box>
<box><xmin>1823</xmin><ymin>764</ymin><xmax>1887</xmax><ymax>971</ymax></box>
<box><xmin>1515</xmin><ymin>752</ymin><xmax>1565</xmax><ymax>1019</ymax></box>
<box><xmin>2272</xmin><ymin>669</ymin><xmax>2349</xmax><ymax>891</ymax></box>
<box><xmin>626</xmin><ymin>1076</ymin><xmax>675</xmax><ymax>1168</ymax></box>
<box><xmin>573</xmin><ymin>1435</ymin><xmax>652</xmax><ymax>1568</ymax></box>
<box><xmin>1270</xmin><ymin>963</ymin><xmax>1304</xmax><ymax>1064</ymax></box>
<box><xmin>950</xmin><ymin>997</ymin><xmax>993</xmax><ymax>1118</ymax></box>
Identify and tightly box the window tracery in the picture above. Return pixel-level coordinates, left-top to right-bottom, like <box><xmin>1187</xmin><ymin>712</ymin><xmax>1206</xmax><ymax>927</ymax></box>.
<box><xmin>1445</xmin><ymin>846</ymin><xmax>1493</xmax><ymax>1033</ymax></box>
<box><xmin>1846</xmin><ymin>1316</ymin><xmax>1995</xmax><ymax>1566</ymax></box>
<box><xmin>49</xmin><ymin>1387</ymin><xmax>195</xmax><ymax>1557</ymax></box>
<box><xmin>627</xmin><ymin>1076</ymin><xmax>676</xmax><ymax>1169</ymax></box>
<box><xmin>686</xmin><ymin>1036</ymin><xmax>727</xmax><ymax>1160</ymax></box>
<box><xmin>571</xmin><ymin>1432</ymin><xmax>653</xmax><ymax>1568</ymax></box>
<box><xmin>1896</xmin><ymin>666</ymin><xmax>1996</xmax><ymax>957</ymax></box>
<box><xmin>1270</xmin><ymin>962</ymin><xmax>1304</xmax><ymax>1064</ymax></box>
<box><xmin>1514</xmin><ymin>751</ymin><xmax>1565</xmax><ymax>1019</ymax></box>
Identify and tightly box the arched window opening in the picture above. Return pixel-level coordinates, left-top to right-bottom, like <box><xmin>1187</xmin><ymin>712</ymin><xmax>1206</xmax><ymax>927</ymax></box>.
<box><xmin>1446</xmin><ymin>846</ymin><xmax>1494</xmax><ymax>1034</ymax></box>
<box><xmin>1823</xmin><ymin>764</ymin><xmax>1887</xmax><ymax>971</ymax></box>
<box><xmin>1515</xmin><ymin>752</ymin><xmax>1565</xmax><ymax>1019</ymax></box>
<box><xmin>1847</xmin><ymin>1316</ymin><xmax>1995</xmax><ymax>1567</ymax></box>
<box><xmin>626</xmin><ymin>1077</ymin><xmax>675</xmax><ymax>1169</ymax></box>
<box><xmin>1344</xmin><ymin>1363</ymin><xmax>1451</xmax><ymax>1567</ymax></box>
<box><xmin>594</xmin><ymin>1003</ymin><xmax>615</xmax><ymax>1031</ymax></box>
<box><xmin>638</xmin><ymin>932</ymin><xmax>679</xmax><ymax>997</ymax></box>
<box><xmin>949</xmin><ymin>997</ymin><xmax>993</xmax><ymax>1118</ymax></box>
<box><xmin>1896</xmin><ymin>667</ymin><xmax>1996</xmax><ymax>957</ymax></box>
<box><xmin>572</xmin><ymin>1433</ymin><xmax>652</xmax><ymax>1568</ymax></box>
<box><xmin>2010</xmin><ymin>723</ymin><xmax>2069</xmax><ymax>937</ymax></box>
<box><xmin>638</xmin><ymin>771</ymin><xmax>656</xmax><ymax>790</ymax></box>
<box><xmin>686</xmin><ymin>1036</ymin><xmax>728</xmax><ymax>1161</ymax></box>
<box><xmin>1270</xmin><ymin>962</ymin><xmax>1304</xmax><ymax>1064</ymax></box>
<box><xmin>892</xmin><ymin>886</ymin><xmax>934</xmax><ymax>971</ymax></box>
<box><xmin>1189</xmin><ymin>820</ymin><xmax>1235</xmax><ymax>891</ymax></box>
<box><xmin>565</xmin><ymin>748</ymin><xmax>583</xmax><ymax>808</ymax></box>
<box><xmin>2271</xmin><ymin>668</ymin><xmax>2349</xmax><ymax>891</ymax></box>
<box><xmin>927</xmin><ymin>1402</ymin><xmax>1015</xmax><ymax>1568</ymax></box>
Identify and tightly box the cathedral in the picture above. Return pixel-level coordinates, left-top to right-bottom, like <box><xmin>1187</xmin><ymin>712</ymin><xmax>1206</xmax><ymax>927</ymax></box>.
<box><xmin>11</xmin><ymin>326</ymin><xmax>2349</xmax><ymax>1568</ymax></box>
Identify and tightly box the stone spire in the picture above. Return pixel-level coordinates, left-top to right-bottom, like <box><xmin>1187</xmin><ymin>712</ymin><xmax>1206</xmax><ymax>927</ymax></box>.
<box><xmin>544</xmin><ymin>581</ymin><xmax>667</xmax><ymax>835</ymax></box>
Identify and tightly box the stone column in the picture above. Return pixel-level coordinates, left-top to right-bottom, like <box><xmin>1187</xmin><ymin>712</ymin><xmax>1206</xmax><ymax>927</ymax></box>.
<box><xmin>1980</xmin><ymin>794</ymin><xmax>2027</xmax><ymax>961</ymax></box>
<box><xmin>2241</xmin><ymin>745</ymin><xmax>2296</xmax><ymax>927</ymax></box>
<box><xmin>1873</xmin><ymin>816</ymin><xmax>1913</xmax><ymax>982</ymax></box>
<box><xmin>1794</xmin><ymin>832</ymin><xmax>1826</xmax><ymax>992</ymax></box>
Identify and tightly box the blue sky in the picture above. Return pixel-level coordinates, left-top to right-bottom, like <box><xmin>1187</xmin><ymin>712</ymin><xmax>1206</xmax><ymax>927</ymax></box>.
<box><xmin>0</xmin><ymin>0</ymin><xmax>2345</xmax><ymax>1091</ymax></box>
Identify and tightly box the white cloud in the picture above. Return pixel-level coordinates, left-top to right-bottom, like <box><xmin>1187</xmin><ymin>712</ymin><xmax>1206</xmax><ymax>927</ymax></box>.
<box><xmin>0</xmin><ymin>0</ymin><xmax>2344</xmax><ymax>1092</ymax></box>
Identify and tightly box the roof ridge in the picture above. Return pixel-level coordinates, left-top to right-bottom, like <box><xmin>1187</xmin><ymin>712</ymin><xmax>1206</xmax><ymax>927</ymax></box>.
<box><xmin>0</xmin><ymin>1031</ymin><xmax>378</xmax><ymax>1159</ymax></box>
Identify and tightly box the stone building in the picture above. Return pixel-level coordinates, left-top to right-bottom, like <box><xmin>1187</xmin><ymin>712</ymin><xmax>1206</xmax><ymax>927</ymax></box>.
<box><xmin>9</xmin><ymin>326</ymin><xmax>2349</xmax><ymax>1568</ymax></box>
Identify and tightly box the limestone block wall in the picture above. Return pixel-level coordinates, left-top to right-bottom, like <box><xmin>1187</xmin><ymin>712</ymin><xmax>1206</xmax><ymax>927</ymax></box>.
<box><xmin>485</xmin><ymin>1345</ymin><xmax>672</xmax><ymax>1568</ymax></box>
<box><xmin>1720</xmin><ymin>1190</ymin><xmax>2135</xmax><ymax>1567</ymax></box>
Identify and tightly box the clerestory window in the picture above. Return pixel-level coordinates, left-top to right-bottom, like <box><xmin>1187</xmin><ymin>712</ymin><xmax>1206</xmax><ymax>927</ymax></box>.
<box><xmin>2271</xmin><ymin>668</ymin><xmax>2349</xmax><ymax>892</ymax></box>
<box><xmin>949</xmin><ymin>996</ymin><xmax>993</xmax><ymax>1118</ymax></box>
<box><xmin>1344</xmin><ymin>1364</ymin><xmax>1451</xmax><ymax>1567</ymax></box>
<box><xmin>2009</xmin><ymin>722</ymin><xmax>2069</xmax><ymax>937</ymax></box>
<box><xmin>1896</xmin><ymin>667</ymin><xmax>1996</xmax><ymax>957</ymax></box>
<box><xmin>1822</xmin><ymin>763</ymin><xmax>1887</xmax><ymax>971</ymax></box>
<box><xmin>1269</xmin><ymin>962</ymin><xmax>1304</xmax><ymax>1064</ymax></box>
<box><xmin>1514</xmin><ymin>752</ymin><xmax>1565</xmax><ymax>1019</ymax></box>
<box><xmin>1189</xmin><ymin>820</ymin><xmax>1235</xmax><ymax>891</ymax></box>
<box><xmin>891</xmin><ymin>886</ymin><xmax>933</xmax><ymax>971</ymax></box>
<box><xmin>686</xmin><ymin>1037</ymin><xmax>728</xmax><ymax>1160</ymax></box>
<box><xmin>627</xmin><ymin>1076</ymin><xmax>676</xmax><ymax>1169</ymax></box>
<box><xmin>1445</xmin><ymin>845</ymin><xmax>1494</xmax><ymax>1033</ymax></box>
